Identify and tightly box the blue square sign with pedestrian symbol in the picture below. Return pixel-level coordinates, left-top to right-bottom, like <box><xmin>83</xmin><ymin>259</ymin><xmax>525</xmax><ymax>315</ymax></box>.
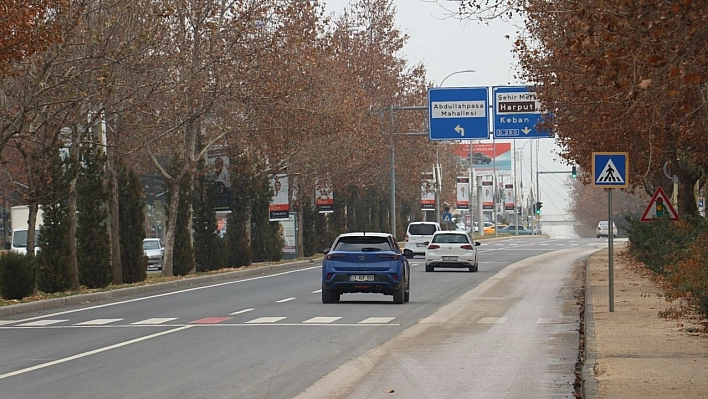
<box><xmin>592</xmin><ymin>152</ymin><xmax>628</xmax><ymax>188</ymax></box>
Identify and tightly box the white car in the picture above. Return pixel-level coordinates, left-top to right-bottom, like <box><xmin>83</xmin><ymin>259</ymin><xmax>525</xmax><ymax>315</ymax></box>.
<box><xmin>143</xmin><ymin>238</ymin><xmax>164</xmax><ymax>270</ymax></box>
<box><xmin>404</xmin><ymin>221</ymin><xmax>441</xmax><ymax>257</ymax></box>
<box><xmin>425</xmin><ymin>230</ymin><xmax>481</xmax><ymax>272</ymax></box>
<box><xmin>596</xmin><ymin>221</ymin><xmax>618</xmax><ymax>238</ymax></box>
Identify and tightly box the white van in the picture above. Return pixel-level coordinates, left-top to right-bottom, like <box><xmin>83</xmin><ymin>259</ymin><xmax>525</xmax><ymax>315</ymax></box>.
<box><xmin>404</xmin><ymin>222</ymin><xmax>441</xmax><ymax>256</ymax></box>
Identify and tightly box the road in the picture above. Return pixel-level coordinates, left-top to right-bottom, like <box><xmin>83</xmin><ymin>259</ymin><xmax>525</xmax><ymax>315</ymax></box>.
<box><xmin>0</xmin><ymin>237</ymin><xmax>605</xmax><ymax>399</ymax></box>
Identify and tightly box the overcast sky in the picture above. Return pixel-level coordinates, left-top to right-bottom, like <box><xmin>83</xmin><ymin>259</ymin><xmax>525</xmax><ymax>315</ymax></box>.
<box><xmin>324</xmin><ymin>0</ymin><xmax>572</xmax><ymax>218</ymax></box>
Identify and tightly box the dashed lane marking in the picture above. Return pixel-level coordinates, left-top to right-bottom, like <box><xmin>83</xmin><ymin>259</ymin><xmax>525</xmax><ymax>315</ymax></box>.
<box><xmin>18</xmin><ymin>319</ymin><xmax>68</xmax><ymax>327</ymax></box>
<box><xmin>229</xmin><ymin>308</ymin><xmax>254</xmax><ymax>316</ymax></box>
<box><xmin>276</xmin><ymin>297</ymin><xmax>296</xmax><ymax>303</ymax></box>
<box><xmin>303</xmin><ymin>317</ymin><xmax>342</xmax><ymax>324</ymax></box>
<box><xmin>75</xmin><ymin>319</ymin><xmax>123</xmax><ymax>326</ymax></box>
<box><xmin>131</xmin><ymin>318</ymin><xmax>178</xmax><ymax>325</ymax></box>
<box><xmin>359</xmin><ymin>317</ymin><xmax>396</xmax><ymax>324</ymax></box>
<box><xmin>245</xmin><ymin>316</ymin><xmax>287</xmax><ymax>324</ymax></box>
<box><xmin>478</xmin><ymin>317</ymin><xmax>507</xmax><ymax>324</ymax></box>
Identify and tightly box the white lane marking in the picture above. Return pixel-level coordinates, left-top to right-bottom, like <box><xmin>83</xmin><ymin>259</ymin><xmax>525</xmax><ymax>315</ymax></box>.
<box><xmin>359</xmin><ymin>317</ymin><xmax>396</xmax><ymax>324</ymax></box>
<box><xmin>229</xmin><ymin>308</ymin><xmax>254</xmax><ymax>316</ymax></box>
<box><xmin>245</xmin><ymin>317</ymin><xmax>286</xmax><ymax>324</ymax></box>
<box><xmin>312</xmin><ymin>289</ymin><xmax>322</xmax><ymax>293</ymax></box>
<box><xmin>74</xmin><ymin>319</ymin><xmax>123</xmax><ymax>326</ymax></box>
<box><xmin>131</xmin><ymin>318</ymin><xmax>178</xmax><ymax>325</ymax></box>
<box><xmin>8</xmin><ymin>266</ymin><xmax>322</xmax><ymax>325</ymax></box>
<box><xmin>0</xmin><ymin>320</ymin><xmax>15</xmax><ymax>326</ymax></box>
<box><xmin>303</xmin><ymin>317</ymin><xmax>342</xmax><ymax>324</ymax></box>
<box><xmin>0</xmin><ymin>325</ymin><xmax>193</xmax><ymax>380</ymax></box>
<box><xmin>276</xmin><ymin>297</ymin><xmax>296</xmax><ymax>303</ymax></box>
<box><xmin>18</xmin><ymin>320</ymin><xmax>68</xmax><ymax>327</ymax></box>
<box><xmin>478</xmin><ymin>317</ymin><xmax>507</xmax><ymax>324</ymax></box>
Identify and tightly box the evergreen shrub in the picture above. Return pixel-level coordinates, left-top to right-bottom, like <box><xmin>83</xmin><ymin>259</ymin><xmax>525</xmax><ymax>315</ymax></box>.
<box><xmin>0</xmin><ymin>252</ymin><xmax>36</xmax><ymax>300</ymax></box>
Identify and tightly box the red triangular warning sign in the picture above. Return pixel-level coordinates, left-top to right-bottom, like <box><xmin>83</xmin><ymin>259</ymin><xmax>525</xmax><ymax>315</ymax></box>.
<box><xmin>640</xmin><ymin>187</ymin><xmax>678</xmax><ymax>222</ymax></box>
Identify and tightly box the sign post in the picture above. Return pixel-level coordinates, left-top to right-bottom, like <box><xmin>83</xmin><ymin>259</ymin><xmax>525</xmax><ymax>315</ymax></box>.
<box><xmin>593</xmin><ymin>152</ymin><xmax>629</xmax><ymax>312</ymax></box>
<box><xmin>492</xmin><ymin>86</ymin><xmax>550</xmax><ymax>139</ymax></box>
<box><xmin>428</xmin><ymin>87</ymin><xmax>489</xmax><ymax>141</ymax></box>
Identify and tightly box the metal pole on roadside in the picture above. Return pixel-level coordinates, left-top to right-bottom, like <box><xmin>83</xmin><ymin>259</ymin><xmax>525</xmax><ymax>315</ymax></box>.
<box><xmin>608</xmin><ymin>188</ymin><xmax>615</xmax><ymax>312</ymax></box>
<box><xmin>477</xmin><ymin>175</ymin><xmax>484</xmax><ymax>237</ymax></box>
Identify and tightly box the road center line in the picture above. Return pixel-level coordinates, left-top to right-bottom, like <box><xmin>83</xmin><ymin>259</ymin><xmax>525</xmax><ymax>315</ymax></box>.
<box><xmin>0</xmin><ymin>325</ymin><xmax>193</xmax><ymax>380</ymax></box>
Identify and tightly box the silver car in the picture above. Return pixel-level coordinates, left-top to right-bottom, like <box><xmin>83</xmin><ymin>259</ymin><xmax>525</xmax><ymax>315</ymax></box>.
<box><xmin>596</xmin><ymin>221</ymin><xmax>618</xmax><ymax>238</ymax></box>
<box><xmin>142</xmin><ymin>238</ymin><xmax>164</xmax><ymax>270</ymax></box>
<box><xmin>425</xmin><ymin>231</ymin><xmax>481</xmax><ymax>272</ymax></box>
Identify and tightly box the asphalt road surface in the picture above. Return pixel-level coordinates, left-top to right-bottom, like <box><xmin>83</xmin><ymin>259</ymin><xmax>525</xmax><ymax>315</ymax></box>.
<box><xmin>0</xmin><ymin>237</ymin><xmax>606</xmax><ymax>399</ymax></box>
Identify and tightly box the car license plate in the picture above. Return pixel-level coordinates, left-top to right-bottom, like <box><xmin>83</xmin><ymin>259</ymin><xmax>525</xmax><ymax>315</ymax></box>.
<box><xmin>442</xmin><ymin>256</ymin><xmax>458</xmax><ymax>261</ymax></box>
<box><xmin>350</xmin><ymin>275</ymin><xmax>374</xmax><ymax>282</ymax></box>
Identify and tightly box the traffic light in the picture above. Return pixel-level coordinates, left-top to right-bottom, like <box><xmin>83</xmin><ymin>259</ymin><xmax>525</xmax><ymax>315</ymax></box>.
<box><xmin>571</xmin><ymin>165</ymin><xmax>577</xmax><ymax>179</ymax></box>
<box><xmin>535</xmin><ymin>201</ymin><xmax>543</xmax><ymax>215</ymax></box>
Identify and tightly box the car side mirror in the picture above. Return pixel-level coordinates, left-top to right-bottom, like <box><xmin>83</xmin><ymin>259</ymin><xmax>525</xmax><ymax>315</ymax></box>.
<box><xmin>474</xmin><ymin>242</ymin><xmax>481</xmax><ymax>246</ymax></box>
<box><xmin>323</xmin><ymin>248</ymin><xmax>330</xmax><ymax>255</ymax></box>
<box><xmin>403</xmin><ymin>249</ymin><xmax>413</xmax><ymax>258</ymax></box>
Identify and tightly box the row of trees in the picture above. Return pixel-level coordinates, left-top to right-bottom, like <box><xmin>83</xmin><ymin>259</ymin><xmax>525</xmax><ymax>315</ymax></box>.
<box><xmin>452</xmin><ymin>0</ymin><xmax>707</xmax><ymax>215</ymax></box>
<box><xmin>1</xmin><ymin>0</ymin><xmax>463</xmax><ymax>287</ymax></box>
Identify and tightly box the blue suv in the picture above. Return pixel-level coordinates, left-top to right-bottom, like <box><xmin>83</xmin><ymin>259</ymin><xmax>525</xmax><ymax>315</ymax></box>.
<box><xmin>321</xmin><ymin>232</ymin><xmax>411</xmax><ymax>304</ymax></box>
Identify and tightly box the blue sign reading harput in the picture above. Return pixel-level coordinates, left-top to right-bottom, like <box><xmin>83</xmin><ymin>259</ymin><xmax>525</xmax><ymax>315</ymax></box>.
<box><xmin>492</xmin><ymin>86</ymin><xmax>550</xmax><ymax>139</ymax></box>
<box><xmin>428</xmin><ymin>87</ymin><xmax>489</xmax><ymax>141</ymax></box>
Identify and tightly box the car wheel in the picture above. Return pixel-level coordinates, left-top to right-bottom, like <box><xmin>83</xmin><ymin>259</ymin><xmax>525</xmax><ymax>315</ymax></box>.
<box><xmin>393</xmin><ymin>282</ymin><xmax>405</xmax><ymax>304</ymax></box>
<box><xmin>425</xmin><ymin>264</ymin><xmax>434</xmax><ymax>272</ymax></box>
<box><xmin>322</xmin><ymin>288</ymin><xmax>337</xmax><ymax>303</ymax></box>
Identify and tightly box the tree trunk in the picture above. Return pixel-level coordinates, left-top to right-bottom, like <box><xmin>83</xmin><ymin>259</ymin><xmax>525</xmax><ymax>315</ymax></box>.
<box><xmin>161</xmin><ymin>177</ymin><xmax>181</xmax><ymax>277</ymax></box>
<box><xmin>108</xmin><ymin>156</ymin><xmax>122</xmax><ymax>285</ymax></box>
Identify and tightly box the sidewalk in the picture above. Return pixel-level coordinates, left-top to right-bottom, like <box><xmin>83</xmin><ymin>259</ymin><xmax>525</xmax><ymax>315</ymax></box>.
<box><xmin>583</xmin><ymin>243</ymin><xmax>708</xmax><ymax>398</ymax></box>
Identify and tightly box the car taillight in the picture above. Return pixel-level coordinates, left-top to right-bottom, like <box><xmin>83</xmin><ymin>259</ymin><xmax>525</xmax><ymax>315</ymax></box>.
<box><xmin>427</xmin><ymin>244</ymin><xmax>440</xmax><ymax>249</ymax></box>
<box><xmin>378</xmin><ymin>254</ymin><xmax>400</xmax><ymax>260</ymax></box>
<box><xmin>326</xmin><ymin>254</ymin><xmax>346</xmax><ymax>260</ymax></box>
<box><xmin>460</xmin><ymin>244</ymin><xmax>473</xmax><ymax>250</ymax></box>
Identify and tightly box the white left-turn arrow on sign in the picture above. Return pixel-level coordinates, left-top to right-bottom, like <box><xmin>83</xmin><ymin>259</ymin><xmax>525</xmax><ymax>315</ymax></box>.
<box><xmin>454</xmin><ymin>125</ymin><xmax>465</xmax><ymax>136</ymax></box>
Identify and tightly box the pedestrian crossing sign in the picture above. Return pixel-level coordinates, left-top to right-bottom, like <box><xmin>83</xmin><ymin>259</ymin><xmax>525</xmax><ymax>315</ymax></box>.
<box><xmin>592</xmin><ymin>152</ymin><xmax>628</xmax><ymax>188</ymax></box>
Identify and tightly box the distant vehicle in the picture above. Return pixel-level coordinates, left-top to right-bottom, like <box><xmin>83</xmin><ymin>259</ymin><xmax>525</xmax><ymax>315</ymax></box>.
<box><xmin>425</xmin><ymin>230</ymin><xmax>481</xmax><ymax>272</ymax></box>
<box><xmin>471</xmin><ymin>152</ymin><xmax>492</xmax><ymax>164</ymax></box>
<box><xmin>5</xmin><ymin>205</ymin><xmax>43</xmax><ymax>254</ymax></box>
<box><xmin>404</xmin><ymin>221</ymin><xmax>441</xmax><ymax>256</ymax></box>
<box><xmin>597</xmin><ymin>221</ymin><xmax>618</xmax><ymax>238</ymax></box>
<box><xmin>498</xmin><ymin>225</ymin><xmax>534</xmax><ymax>235</ymax></box>
<box><xmin>321</xmin><ymin>232</ymin><xmax>411</xmax><ymax>304</ymax></box>
<box><xmin>142</xmin><ymin>238</ymin><xmax>164</xmax><ymax>270</ymax></box>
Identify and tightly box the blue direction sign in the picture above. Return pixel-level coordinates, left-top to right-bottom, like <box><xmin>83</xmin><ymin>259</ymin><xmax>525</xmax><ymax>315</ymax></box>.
<box><xmin>492</xmin><ymin>86</ymin><xmax>550</xmax><ymax>139</ymax></box>
<box><xmin>428</xmin><ymin>87</ymin><xmax>489</xmax><ymax>141</ymax></box>
<box><xmin>593</xmin><ymin>152</ymin><xmax>628</xmax><ymax>188</ymax></box>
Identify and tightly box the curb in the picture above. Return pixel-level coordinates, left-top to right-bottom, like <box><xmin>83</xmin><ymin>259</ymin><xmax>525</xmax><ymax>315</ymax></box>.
<box><xmin>0</xmin><ymin>258</ymin><xmax>320</xmax><ymax>318</ymax></box>
<box><xmin>582</xmin><ymin>256</ymin><xmax>600</xmax><ymax>398</ymax></box>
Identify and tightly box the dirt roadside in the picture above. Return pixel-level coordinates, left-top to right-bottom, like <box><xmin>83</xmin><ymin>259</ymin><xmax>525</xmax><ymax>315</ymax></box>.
<box><xmin>584</xmin><ymin>242</ymin><xmax>708</xmax><ymax>399</ymax></box>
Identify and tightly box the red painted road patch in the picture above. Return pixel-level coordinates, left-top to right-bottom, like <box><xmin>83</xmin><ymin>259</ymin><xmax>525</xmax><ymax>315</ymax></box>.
<box><xmin>189</xmin><ymin>317</ymin><xmax>232</xmax><ymax>324</ymax></box>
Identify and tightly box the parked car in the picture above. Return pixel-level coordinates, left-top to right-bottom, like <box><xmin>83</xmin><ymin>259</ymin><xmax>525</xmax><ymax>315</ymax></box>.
<box><xmin>498</xmin><ymin>225</ymin><xmax>534</xmax><ymax>235</ymax></box>
<box><xmin>597</xmin><ymin>220</ymin><xmax>618</xmax><ymax>238</ymax></box>
<box><xmin>321</xmin><ymin>232</ymin><xmax>411</xmax><ymax>304</ymax></box>
<box><xmin>425</xmin><ymin>230</ymin><xmax>481</xmax><ymax>272</ymax></box>
<box><xmin>471</xmin><ymin>152</ymin><xmax>492</xmax><ymax>164</ymax></box>
<box><xmin>142</xmin><ymin>238</ymin><xmax>164</xmax><ymax>270</ymax></box>
<box><xmin>404</xmin><ymin>221</ymin><xmax>441</xmax><ymax>256</ymax></box>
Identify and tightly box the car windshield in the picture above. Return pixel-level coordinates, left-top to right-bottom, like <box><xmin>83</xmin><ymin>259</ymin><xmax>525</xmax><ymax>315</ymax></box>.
<box><xmin>143</xmin><ymin>240</ymin><xmax>161</xmax><ymax>250</ymax></box>
<box><xmin>408</xmin><ymin>224</ymin><xmax>437</xmax><ymax>235</ymax></box>
<box><xmin>333</xmin><ymin>236</ymin><xmax>392</xmax><ymax>252</ymax></box>
<box><xmin>432</xmin><ymin>234</ymin><xmax>469</xmax><ymax>244</ymax></box>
